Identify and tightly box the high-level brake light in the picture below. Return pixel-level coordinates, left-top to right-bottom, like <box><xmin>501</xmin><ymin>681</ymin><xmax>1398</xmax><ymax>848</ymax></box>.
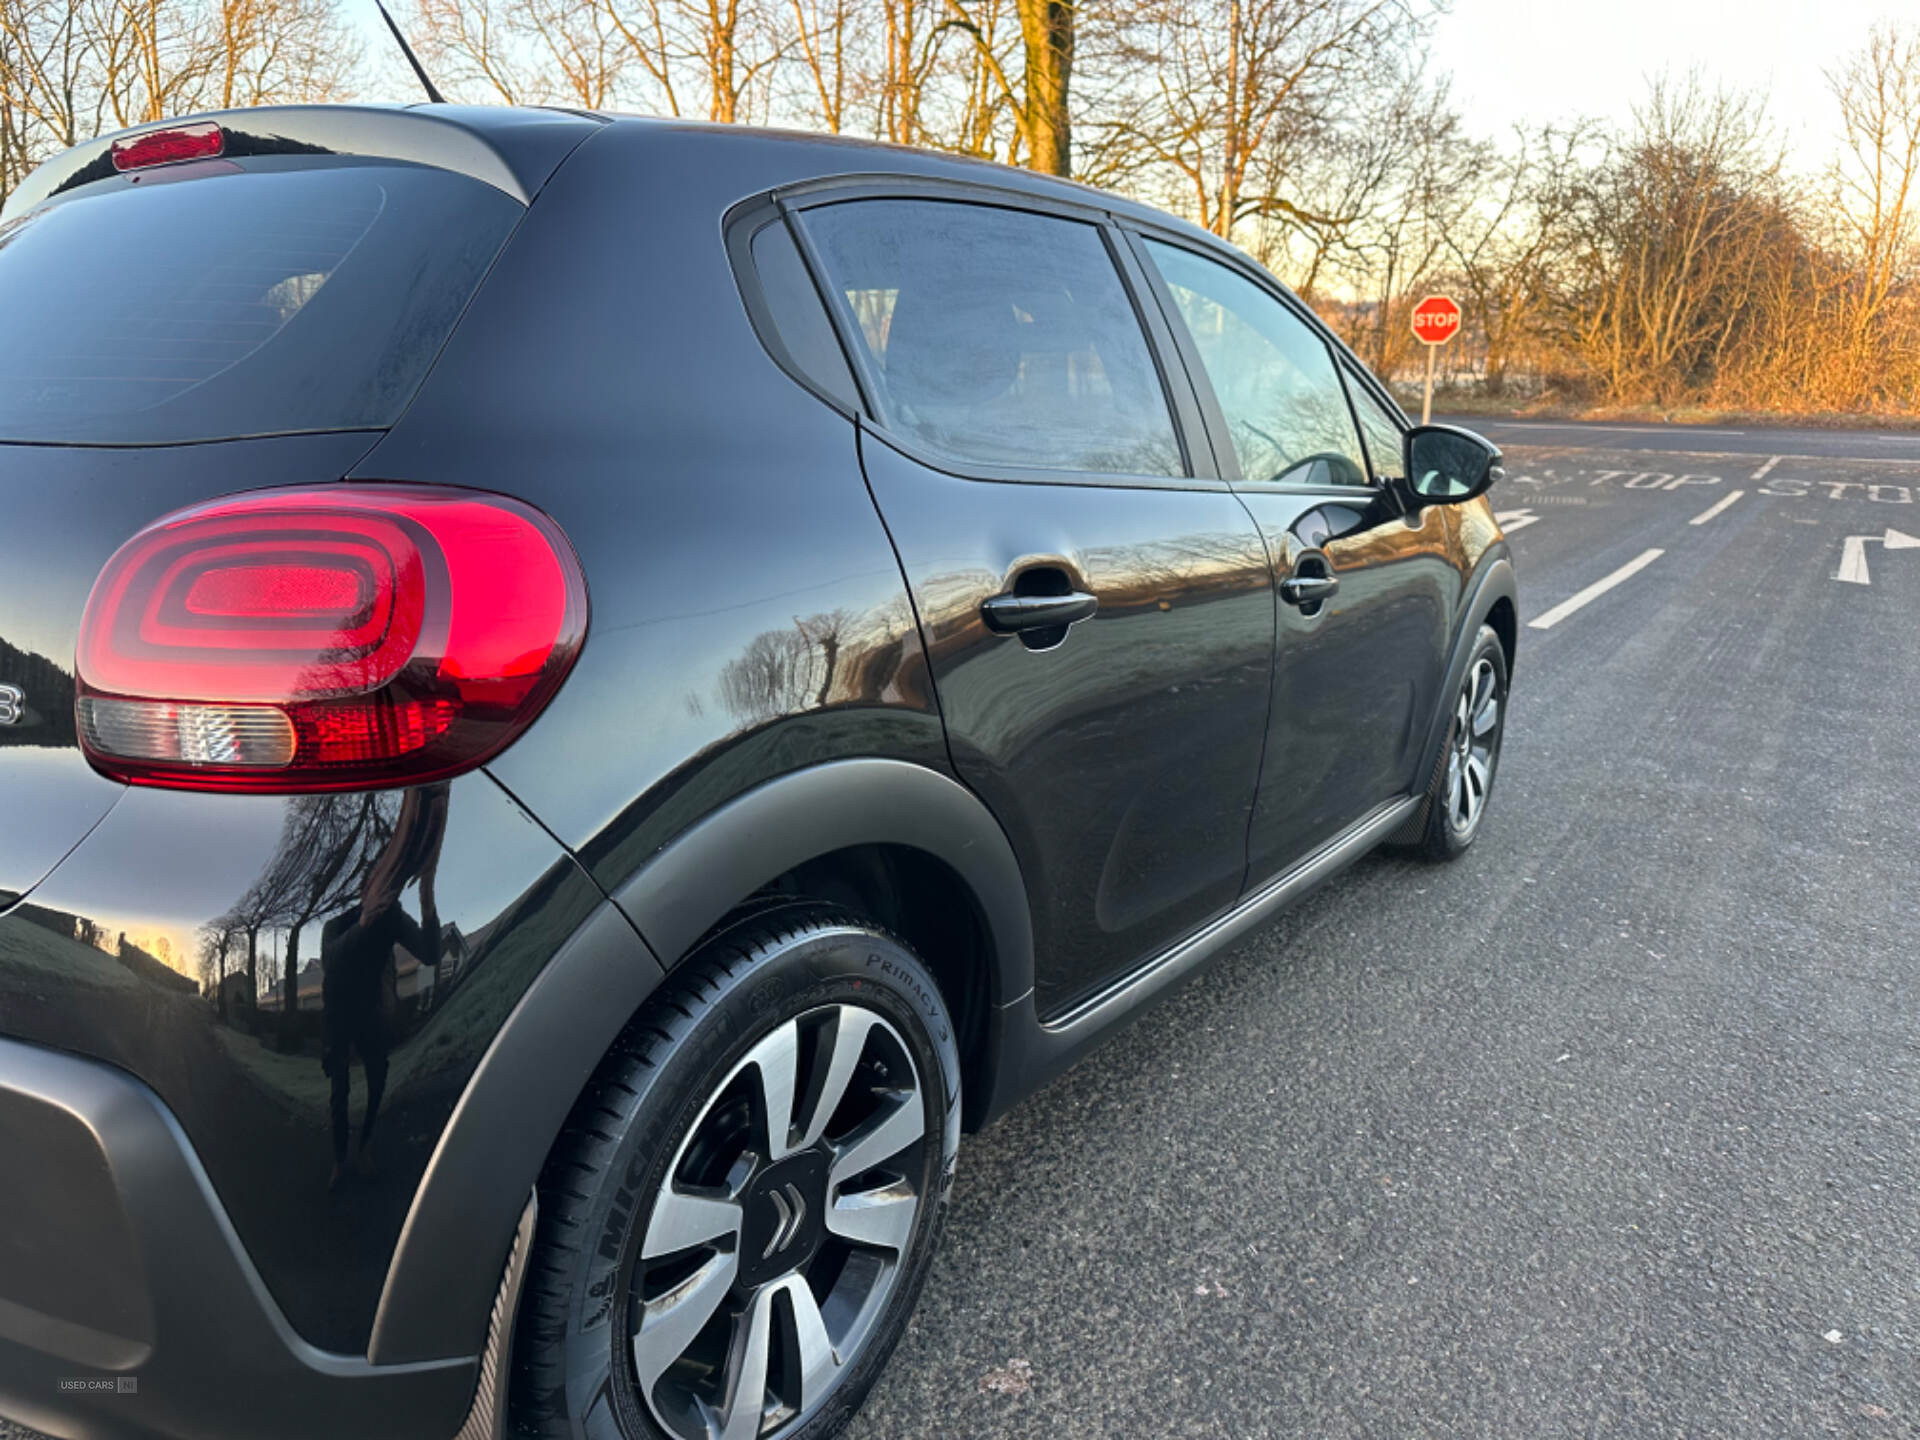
<box><xmin>75</xmin><ymin>485</ymin><xmax>588</xmax><ymax>792</ymax></box>
<box><xmin>110</xmin><ymin>123</ymin><xmax>226</xmax><ymax>172</ymax></box>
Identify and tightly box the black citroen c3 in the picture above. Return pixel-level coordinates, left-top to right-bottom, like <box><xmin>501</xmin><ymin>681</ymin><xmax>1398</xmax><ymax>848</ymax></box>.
<box><xmin>0</xmin><ymin>104</ymin><xmax>1516</xmax><ymax>1440</ymax></box>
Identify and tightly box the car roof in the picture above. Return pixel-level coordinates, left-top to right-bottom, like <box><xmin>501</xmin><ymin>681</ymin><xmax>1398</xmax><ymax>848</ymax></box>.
<box><xmin>581</xmin><ymin>109</ymin><xmax>1224</xmax><ymax>243</ymax></box>
<box><xmin>8</xmin><ymin>101</ymin><xmax>1227</xmax><ymax>256</ymax></box>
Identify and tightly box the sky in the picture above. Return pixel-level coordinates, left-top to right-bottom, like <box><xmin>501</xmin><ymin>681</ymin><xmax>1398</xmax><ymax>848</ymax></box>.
<box><xmin>352</xmin><ymin>0</ymin><xmax>1908</xmax><ymax>168</ymax></box>
<box><xmin>1427</xmin><ymin>0</ymin><xmax>1907</xmax><ymax>167</ymax></box>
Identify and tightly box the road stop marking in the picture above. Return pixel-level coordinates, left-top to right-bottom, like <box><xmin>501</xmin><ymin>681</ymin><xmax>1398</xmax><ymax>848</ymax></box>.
<box><xmin>1494</xmin><ymin>508</ymin><xmax>1541</xmax><ymax>533</ymax></box>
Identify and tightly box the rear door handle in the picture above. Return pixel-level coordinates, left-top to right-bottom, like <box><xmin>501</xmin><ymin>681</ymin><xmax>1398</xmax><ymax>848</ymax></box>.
<box><xmin>980</xmin><ymin>591</ymin><xmax>1099</xmax><ymax>634</ymax></box>
<box><xmin>1279</xmin><ymin>575</ymin><xmax>1339</xmax><ymax>607</ymax></box>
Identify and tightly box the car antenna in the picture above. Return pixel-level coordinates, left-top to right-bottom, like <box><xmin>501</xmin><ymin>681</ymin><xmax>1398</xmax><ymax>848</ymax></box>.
<box><xmin>373</xmin><ymin>0</ymin><xmax>447</xmax><ymax>105</ymax></box>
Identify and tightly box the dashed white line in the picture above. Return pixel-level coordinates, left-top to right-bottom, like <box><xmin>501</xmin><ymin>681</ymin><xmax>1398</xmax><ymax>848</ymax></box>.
<box><xmin>1690</xmin><ymin>490</ymin><xmax>1745</xmax><ymax>525</ymax></box>
<box><xmin>1528</xmin><ymin>548</ymin><xmax>1666</xmax><ymax>630</ymax></box>
<box><xmin>1751</xmin><ymin>456</ymin><xmax>1782</xmax><ymax>481</ymax></box>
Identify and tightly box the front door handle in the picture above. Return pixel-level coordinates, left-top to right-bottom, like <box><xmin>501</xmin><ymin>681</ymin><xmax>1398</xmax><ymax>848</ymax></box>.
<box><xmin>1279</xmin><ymin>574</ymin><xmax>1339</xmax><ymax>607</ymax></box>
<box><xmin>980</xmin><ymin>591</ymin><xmax>1099</xmax><ymax>634</ymax></box>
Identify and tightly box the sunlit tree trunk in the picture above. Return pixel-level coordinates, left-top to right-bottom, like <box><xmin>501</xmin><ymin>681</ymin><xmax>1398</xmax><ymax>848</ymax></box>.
<box><xmin>1014</xmin><ymin>0</ymin><xmax>1069</xmax><ymax>174</ymax></box>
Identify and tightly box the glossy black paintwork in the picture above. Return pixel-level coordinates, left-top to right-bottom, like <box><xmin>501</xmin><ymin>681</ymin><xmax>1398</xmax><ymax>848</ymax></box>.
<box><xmin>0</xmin><ymin>773</ymin><xmax>600</xmax><ymax>1352</ymax></box>
<box><xmin>354</xmin><ymin>122</ymin><xmax>951</xmax><ymax>900</ymax></box>
<box><xmin>861</xmin><ymin>435</ymin><xmax>1274</xmax><ymax>1014</ymax></box>
<box><xmin>1236</xmin><ymin>485</ymin><xmax>1464</xmax><ymax>873</ymax></box>
<box><xmin>0</xmin><ymin>433</ymin><xmax>379</xmax><ymax>904</ymax></box>
<box><xmin>0</xmin><ymin>433</ymin><xmax>602</xmax><ymax>1356</ymax></box>
<box><xmin>0</xmin><ymin>110</ymin><xmax>1509</xmax><ymax>1404</ymax></box>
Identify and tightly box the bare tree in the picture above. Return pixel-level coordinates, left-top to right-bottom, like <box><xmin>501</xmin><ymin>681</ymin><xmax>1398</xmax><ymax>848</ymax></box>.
<box><xmin>82</xmin><ymin>0</ymin><xmax>216</xmax><ymax>128</ymax></box>
<box><xmin>408</xmin><ymin>0</ymin><xmax>535</xmax><ymax>103</ymax></box>
<box><xmin>1011</xmin><ymin>0</ymin><xmax>1069</xmax><ymax>172</ymax></box>
<box><xmin>215</xmin><ymin>0</ymin><xmax>359</xmax><ymax>108</ymax></box>
<box><xmin>1256</xmin><ymin>64</ymin><xmax>1468</xmax><ymax>379</ymax></box>
<box><xmin>1561</xmin><ymin>80</ymin><xmax>1785</xmax><ymax>404</ymax></box>
<box><xmin>786</xmin><ymin>0</ymin><xmax>852</xmax><ymax>130</ymax></box>
<box><xmin>3</xmin><ymin>0</ymin><xmax>1918</xmax><ymax>421</ymax></box>
<box><xmin>1436</xmin><ymin>123</ymin><xmax>1589</xmax><ymax>393</ymax></box>
<box><xmin>1114</xmin><ymin>0</ymin><xmax>1431</xmax><ymax>240</ymax></box>
<box><xmin>1821</xmin><ymin>24</ymin><xmax>1920</xmax><ymax>407</ymax></box>
<box><xmin>1</xmin><ymin>0</ymin><xmax>96</xmax><ymax>198</ymax></box>
<box><xmin>690</xmin><ymin>0</ymin><xmax>784</xmax><ymax>121</ymax></box>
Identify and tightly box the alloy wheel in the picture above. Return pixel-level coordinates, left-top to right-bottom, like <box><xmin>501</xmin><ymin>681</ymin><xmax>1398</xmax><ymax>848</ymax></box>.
<box><xmin>1445</xmin><ymin>655</ymin><xmax>1502</xmax><ymax>839</ymax></box>
<box><xmin>628</xmin><ymin>1004</ymin><xmax>929</xmax><ymax>1440</ymax></box>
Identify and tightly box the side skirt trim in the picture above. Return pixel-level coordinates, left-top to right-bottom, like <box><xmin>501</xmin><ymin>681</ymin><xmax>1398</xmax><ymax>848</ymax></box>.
<box><xmin>1043</xmin><ymin>795</ymin><xmax>1420</xmax><ymax>1038</ymax></box>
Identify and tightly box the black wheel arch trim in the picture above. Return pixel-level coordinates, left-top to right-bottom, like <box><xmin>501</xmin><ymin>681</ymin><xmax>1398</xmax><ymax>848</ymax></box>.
<box><xmin>608</xmin><ymin>757</ymin><xmax>1036</xmax><ymax>1003</ymax></box>
<box><xmin>377</xmin><ymin>760</ymin><xmax>1036</xmax><ymax>1366</ymax></box>
<box><xmin>1419</xmin><ymin>547</ymin><xmax>1518</xmax><ymax>789</ymax></box>
<box><xmin>367</xmin><ymin>901</ymin><xmax>664</xmax><ymax>1366</ymax></box>
<box><xmin>608</xmin><ymin>757</ymin><xmax>1038</xmax><ymax>1130</ymax></box>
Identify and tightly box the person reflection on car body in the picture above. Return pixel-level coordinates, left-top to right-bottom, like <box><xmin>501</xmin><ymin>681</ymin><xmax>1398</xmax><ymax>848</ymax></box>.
<box><xmin>319</xmin><ymin>784</ymin><xmax>448</xmax><ymax>1191</ymax></box>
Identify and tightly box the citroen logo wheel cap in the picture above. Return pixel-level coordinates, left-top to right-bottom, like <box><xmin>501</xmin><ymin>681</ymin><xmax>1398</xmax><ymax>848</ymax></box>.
<box><xmin>763</xmin><ymin>1182</ymin><xmax>808</xmax><ymax>1259</ymax></box>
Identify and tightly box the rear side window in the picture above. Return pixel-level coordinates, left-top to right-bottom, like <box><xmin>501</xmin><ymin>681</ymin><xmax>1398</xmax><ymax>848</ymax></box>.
<box><xmin>0</xmin><ymin>161</ymin><xmax>521</xmax><ymax>444</ymax></box>
<box><xmin>801</xmin><ymin>199</ymin><xmax>1184</xmax><ymax>477</ymax></box>
<box><xmin>1144</xmin><ymin>239</ymin><xmax>1367</xmax><ymax>487</ymax></box>
<box><xmin>746</xmin><ymin>218</ymin><xmax>859</xmax><ymax>409</ymax></box>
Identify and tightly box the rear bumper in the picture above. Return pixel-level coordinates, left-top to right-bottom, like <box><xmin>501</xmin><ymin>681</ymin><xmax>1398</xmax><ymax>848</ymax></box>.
<box><xmin>0</xmin><ymin>1037</ymin><xmax>474</xmax><ymax>1440</ymax></box>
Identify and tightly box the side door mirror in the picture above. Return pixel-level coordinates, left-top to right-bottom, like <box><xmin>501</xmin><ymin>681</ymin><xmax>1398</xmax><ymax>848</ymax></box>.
<box><xmin>1404</xmin><ymin>425</ymin><xmax>1503</xmax><ymax>504</ymax></box>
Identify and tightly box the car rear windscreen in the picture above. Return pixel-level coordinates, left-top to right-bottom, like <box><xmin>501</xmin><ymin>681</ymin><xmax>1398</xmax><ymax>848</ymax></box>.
<box><xmin>0</xmin><ymin>159</ymin><xmax>522</xmax><ymax>444</ymax></box>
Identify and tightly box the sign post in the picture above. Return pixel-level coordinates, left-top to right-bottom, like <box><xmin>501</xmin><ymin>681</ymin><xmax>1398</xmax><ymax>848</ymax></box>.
<box><xmin>1410</xmin><ymin>295</ymin><xmax>1462</xmax><ymax>425</ymax></box>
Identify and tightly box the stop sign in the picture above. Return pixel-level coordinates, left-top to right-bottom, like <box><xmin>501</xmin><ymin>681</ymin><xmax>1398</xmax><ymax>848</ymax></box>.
<box><xmin>1411</xmin><ymin>295</ymin><xmax>1462</xmax><ymax>344</ymax></box>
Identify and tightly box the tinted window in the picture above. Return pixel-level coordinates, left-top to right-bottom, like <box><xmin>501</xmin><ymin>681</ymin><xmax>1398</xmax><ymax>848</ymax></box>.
<box><xmin>1345</xmin><ymin>367</ymin><xmax>1407</xmax><ymax>483</ymax></box>
<box><xmin>802</xmin><ymin>199</ymin><xmax>1183</xmax><ymax>476</ymax></box>
<box><xmin>748</xmin><ymin>218</ymin><xmax>859</xmax><ymax>409</ymax></box>
<box><xmin>0</xmin><ymin>161</ymin><xmax>521</xmax><ymax>444</ymax></box>
<box><xmin>1145</xmin><ymin>240</ymin><xmax>1366</xmax><ymax>487</ymax></box>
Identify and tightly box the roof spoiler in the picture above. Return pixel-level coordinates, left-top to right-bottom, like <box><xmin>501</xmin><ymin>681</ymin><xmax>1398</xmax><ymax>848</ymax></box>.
<box><xmin>2</xmin><ymin>104</ymin><xmax>604</xmax><ymax>220</ymax></box>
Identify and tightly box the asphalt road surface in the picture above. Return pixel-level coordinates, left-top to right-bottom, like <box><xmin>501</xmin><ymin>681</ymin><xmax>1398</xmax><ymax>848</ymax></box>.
<box><xmin>1442</xmin><ymin>415</ymin><xmax>1920</xmax><ymax>464</ymax></box>
<box><xmin>8</xmin><ymin>420</ymin><xmax>1918</xmax><ymax>1440</ymax></box>
<box><xmin>842</xmin><ymin>420</ymin><xmax>1920</xmax><ymax>1439</ymax></box>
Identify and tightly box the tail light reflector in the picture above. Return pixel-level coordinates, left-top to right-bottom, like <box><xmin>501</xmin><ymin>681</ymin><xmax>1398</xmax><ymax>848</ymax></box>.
<box><xmin>75</xmin><ymin>484</ymin><xmax>587</xmax><ymax>792</ymax></box>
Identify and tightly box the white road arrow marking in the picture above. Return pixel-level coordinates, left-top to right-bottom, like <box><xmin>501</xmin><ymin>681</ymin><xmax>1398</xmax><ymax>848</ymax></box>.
<box><xmin>1494</xmin><ymin>508</ymin><xmax>1541</xmax><ymax>533</ymax></box>
<box><xmin>1838</xmin><ymin>536</ymin><xmax>1873</xmax><ymax>584</ymax></box>
<box><xmin>1835</xmin><ymin>527</ymin><xmax>1920</xmax><ymax>585</ymax></box>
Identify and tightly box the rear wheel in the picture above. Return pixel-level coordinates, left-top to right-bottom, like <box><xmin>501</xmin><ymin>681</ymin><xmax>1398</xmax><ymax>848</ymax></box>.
<box><xmin>514</xmin><ymin>907</ymin><xmax>960</xmax><ymax>1440</ymax></box>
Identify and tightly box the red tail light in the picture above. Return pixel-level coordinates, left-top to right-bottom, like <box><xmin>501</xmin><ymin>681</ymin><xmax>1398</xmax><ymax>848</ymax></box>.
<box><xmin>110</xmin><ymin>122</ymin><xmax>225</xmax><ymax>172</ymax></box>
<box><xmin>75</xmin><ymin>485</ymin><xmax>587</xmax><ymax>792</ymax></box>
